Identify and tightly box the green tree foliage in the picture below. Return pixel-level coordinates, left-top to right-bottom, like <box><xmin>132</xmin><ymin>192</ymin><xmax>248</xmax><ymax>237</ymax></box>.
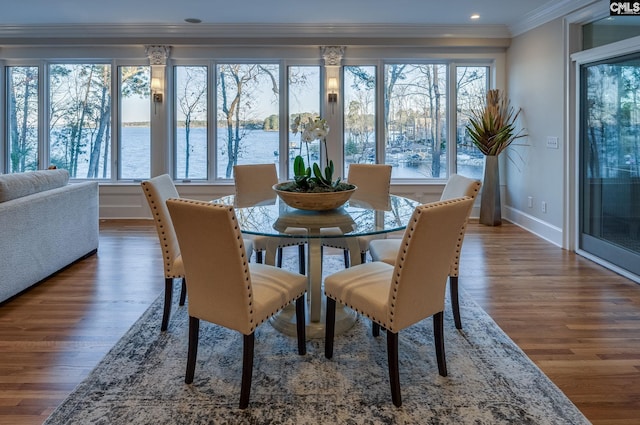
<box><xmin>263</xmin><ymin>114</ymin><xmax>279</xmax><ymax>131</ymax></box>
<box><xmin>344</xmin><ymin>67</ymin><xmax>376</xmax><ymax>164</ymax></box>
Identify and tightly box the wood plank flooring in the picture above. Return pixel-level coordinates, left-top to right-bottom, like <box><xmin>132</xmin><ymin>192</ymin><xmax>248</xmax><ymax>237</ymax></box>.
<box><xmin>1</xmin><ymin>219</ymin><xmax>639</xmax><ymax>424</ymax></box>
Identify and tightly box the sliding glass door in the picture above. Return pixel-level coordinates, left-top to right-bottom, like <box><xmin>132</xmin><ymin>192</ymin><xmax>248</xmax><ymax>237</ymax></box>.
<box><xmin>580</xmin><ymin>53</ymin><xmax>640</xmax><ymax>275</ymax></box>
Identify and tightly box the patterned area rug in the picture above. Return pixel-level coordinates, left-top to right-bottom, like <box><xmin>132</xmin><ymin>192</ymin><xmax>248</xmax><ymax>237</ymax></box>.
<box><xmin>44</xmin><ymin>253</ymin><xmax>590</xmax><ymax>425</ymax></box>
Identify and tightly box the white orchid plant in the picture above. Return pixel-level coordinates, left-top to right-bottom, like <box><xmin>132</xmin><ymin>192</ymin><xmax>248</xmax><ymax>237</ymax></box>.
<box><xmin>288</xmin><ymin>116</ymin><xmax>347</xmax><ymax>191</ymax></box>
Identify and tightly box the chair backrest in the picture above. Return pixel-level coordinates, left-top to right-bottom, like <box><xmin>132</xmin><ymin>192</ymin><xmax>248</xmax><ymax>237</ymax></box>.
<box><xmin>439</xmin><ymin>174</ymin><xmax>482</xmax><ymax>277</ymax></box>
<box><xmin>440</xmin><ymin>174</ymin><xmax>481</xmax><ymax>201</ymax></box>
<box><xmin>347</xmin><ymin>164</ymin><xmax>392</xmax><ymax>197</ymax></box>
<box><xmin>233</xmin><ymin>163</ymin><xmax>279</xmax><ymax>206</ymax></box>
<box><xmin>387</xmin><ymin>197</ymin><xmax>474</xmax><ymax>332</ymax></box>
<box><xmin>141</xmin><ymin>174</ymin><xmax>182</xmax><ymax>278</ymax></box>
<box><xmin>166</xmin><ymin>198</ymin><xmax>254</xmax><ymax>334</ymax></box>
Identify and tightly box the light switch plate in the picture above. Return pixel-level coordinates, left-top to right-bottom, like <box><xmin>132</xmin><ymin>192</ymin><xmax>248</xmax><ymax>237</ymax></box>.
<box><xmin>546</xmin><ymin>136</ymin><xmax>559</xmax><ymax>149</ymax></box>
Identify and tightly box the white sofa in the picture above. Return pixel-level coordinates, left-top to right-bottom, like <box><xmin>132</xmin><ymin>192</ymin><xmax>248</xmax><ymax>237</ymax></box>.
<box><xmin>0</xmin><ymin>170</ymin><xmax>99</xmax><ymax>303</ymax></box>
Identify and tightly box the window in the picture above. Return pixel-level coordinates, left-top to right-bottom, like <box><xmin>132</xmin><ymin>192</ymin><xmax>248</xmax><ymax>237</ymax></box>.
<box><xmin>119</xmin><ymin>65</ymin><xmax>151</xmax><ymax>180</ymax></box>
<box><xmin>456</xmin><ymin>66</ymin><xmax>489</xmax><ymax>180</ymax></box>
<box><xmin>580</xmin><ymin>53</ymin><xmax>640</xmax><ymax>275</ymax></box>
<box><xmin>384</xmin><ymin>64</ymin><xmax>448</xmax><ymax>179</ymax></box>
<box><xmin>49</xmin><ymin>63</ymin><xmax>112</xmax><ymax>178</ymax></box>
<box><xmin>216</xmin><ymin>63</ymin><xmax>280</xmax><ymax>179</ymax></box>
<box><xmin>3</xmin><ymin>51</ymin><xmax>493</xmax><ymax>185</ymax></box>
<box><xmin>344</xmin><ymin>65</ymin><xmax>376</xmax><ymax>175</ymax></box>
<box><xmin>582</xmin><ymin>16</ymin><xmax>640</xmax><ymax>50</ymax></box>
<box><xmin>175</xmin><ymin>66</ymin><xmax>208</xmax><ymax>180</ymax></box>
<box><xmin>7</xmin><ymin>66</ymin><xmax>38</xmax><ymax>172</ymax></box>
<box><xmin>288</xmin><ymin>66</ymin><xmax>321</xmax><ymax>179</ymax></box>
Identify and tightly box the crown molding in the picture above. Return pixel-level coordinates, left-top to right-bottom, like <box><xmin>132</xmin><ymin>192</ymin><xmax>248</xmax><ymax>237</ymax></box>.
<box><xmin>509</xmin><ymin>0</ymin><xmax>601</xmax><ymax>36</ymax></box>
<box><xmin>0</xmin><ymin>23</ymin><xmax>512</xmax><ymax>45</ymax></box>
<box><xmin>0</xmin><ymin>2</ymin><xmax>605</xmax><ymax>45</ymax></box>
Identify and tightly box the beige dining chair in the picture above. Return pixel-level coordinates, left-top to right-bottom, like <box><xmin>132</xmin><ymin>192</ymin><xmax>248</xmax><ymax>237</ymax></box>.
<box><xmin>166</xmin><ymin>198</ymin><xmax>307</xmax><ymax>409</ymax></box>
<box><xmin>322</xmin><ymin>163</ymin><xmax>392</xmax><ymax>267</ymax></box>
<box><xmin>324</xmin><ymin>196</ymin><xmax>475</xmax><ymax>407</ymax></box>
<box><xmin>142</xmin><ymin>174</ymin><xmax>254</xmax><ymax>331</ymax></box>
<box><xmin>234</xmin><ymin>163</ymin><xmax>306</xmax><ymax>274</ymax></box>
<box><xmin>369</xmin><ymin>173</ymin><xmax>481</xmax><ymax>329</ymax></box>
<box><xmin>140</xmin><ymin>174</ymin><xmax>188</xmax><ymax>332</ymax></box>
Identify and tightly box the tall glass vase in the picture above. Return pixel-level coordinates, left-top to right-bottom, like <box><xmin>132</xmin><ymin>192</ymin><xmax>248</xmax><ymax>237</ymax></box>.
<box><xmin>480</xmin><ymin>155</ymin><xmax>502</xmax><ymax>226</ymax></box>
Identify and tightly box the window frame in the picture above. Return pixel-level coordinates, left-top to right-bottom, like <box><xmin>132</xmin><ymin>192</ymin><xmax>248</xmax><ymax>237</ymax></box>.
<box><xmin>2</xmin><ymin>49</ymin><xmax>499</xmax><ymax>185</ymax></box>
<box><xmin>173</xmin><ymin>62</ymin><xmax>209</xmax><ymax>182</ymax></box>
<box><xmin>118</xmin><ymin>62</ymin><xmax>152</xmax><ymax>181</ymax></box>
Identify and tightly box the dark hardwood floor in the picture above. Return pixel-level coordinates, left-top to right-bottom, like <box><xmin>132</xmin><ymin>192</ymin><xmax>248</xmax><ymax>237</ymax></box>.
<box><xmin>1</xmin><ymin>219</ymin><xmax>639</xmax><ymax>424</ymax></box>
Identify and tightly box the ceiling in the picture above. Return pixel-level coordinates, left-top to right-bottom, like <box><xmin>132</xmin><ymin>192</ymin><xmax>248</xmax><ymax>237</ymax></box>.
<box><xmin>0</xmin><ymin>0</ymin><xmax>602</xmax><ymax>41</ymax></box>
<box><xmin>1</xmin><ymin>0</ymin><xmax>558</xmax><ymax>26</ymax></box>
<box><xmin>2</xmin><ymin>0</ymin><xmax>600</xmax><ymax>27</ymax></box>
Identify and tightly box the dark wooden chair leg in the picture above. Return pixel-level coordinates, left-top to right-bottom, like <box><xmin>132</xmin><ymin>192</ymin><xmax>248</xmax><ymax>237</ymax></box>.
<box><xmin>277</xmin><ymin>247</ymin><xmax>284</xmax><ymax>268</ymax></box>
<box><xmin>295</xmin><ymin>295</ymin><xmax>306</xmax><ymax>355</ymax></box>
<box><xmin>298</xmin><ymin>245</ymin><xmax>306</xmax><ymax>275</ymax></box>
<box><xmin>372</xmin><ymin>322</ymin><xmax>380</xmax><ymax>337</ymax></box>
<box><xmin>161</xmin><ymin>277</ymin><xmax>173</xmax><ymax>331</ymax></box>
<box><xmin>343</xmin><ymin>249</ymin><xmax>350</xmax><ymax>268</ymax></box>
<box><xmin>449</xmin><ymin>276</ymin><xmax>462</xmax><ymax>329</ymax></box>
<box><xmin>185</xmin><ymin>316</ymin><xmax>200</xmax><ymax>384</ymax></box>
<box><xmin>324</xmin><ymin>297</ymin><xmax>336</xmax><ymax>359</ymax></box>
<box><xmin>256</xmin><ymin>250</ymin><xmax>263</xmax><ymax>264</ymax></box>
<box><xmin>179</xmin><ymin>278</ymin><xmax>187</xmax><ymax>306</ymax></box>
<box><xmin>433</xmin><ymin>312</ymin><xmax>447</xmax><ymax>377</ymax></box>
<box><xmin>387</xmin><ymin>331</ymin><xmax>402</xmax><ymax>407</ymax></box>
<box><xmin>239</xmin><ymin>333</ymin><xmax>255</xmax><ymax>409</ymax></box>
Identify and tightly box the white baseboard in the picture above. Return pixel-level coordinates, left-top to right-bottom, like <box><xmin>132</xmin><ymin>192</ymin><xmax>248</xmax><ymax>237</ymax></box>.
<box><xmin>503</xmin><ymin>205</ymin><xmax>563</xmax><ymax>248</ymax></box>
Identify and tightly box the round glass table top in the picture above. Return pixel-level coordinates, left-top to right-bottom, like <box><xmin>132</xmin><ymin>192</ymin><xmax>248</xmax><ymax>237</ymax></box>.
<box><xmin>214</xmin><ymin>193</ymin><xmax>420</xmax><ymax>239</ymax></box>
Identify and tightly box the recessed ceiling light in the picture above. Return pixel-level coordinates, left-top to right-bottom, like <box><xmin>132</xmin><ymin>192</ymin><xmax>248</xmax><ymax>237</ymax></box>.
<box><xmin>184</xmin><ymin>18</ymin><xmax>202</xmax><ymax>24</ymax></box>
<box><xmin>470</xmin><ymin>14</ymin><xmax>480</xmax><ymax>20</ymax></box>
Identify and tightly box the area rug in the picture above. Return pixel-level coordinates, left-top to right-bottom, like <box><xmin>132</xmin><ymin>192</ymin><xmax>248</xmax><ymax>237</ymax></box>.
<box><xmin>44</xmin><ymin>254</ymin><xmax>590</xmax><ymax>425</ymax></box>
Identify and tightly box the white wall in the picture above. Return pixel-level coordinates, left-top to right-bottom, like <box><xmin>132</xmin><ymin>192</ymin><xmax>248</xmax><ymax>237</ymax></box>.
<box><xmin>504</xmin><ymin>18</ymin><xmax>566</xmax><ymax>246</ymax></box>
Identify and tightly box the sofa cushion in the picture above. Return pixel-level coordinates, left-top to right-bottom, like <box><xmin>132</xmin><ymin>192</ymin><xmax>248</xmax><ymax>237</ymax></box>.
<box><xmin>0</xmin><ymin>169</ymin><xmax>70</xmax><ymax>203</ymax></box>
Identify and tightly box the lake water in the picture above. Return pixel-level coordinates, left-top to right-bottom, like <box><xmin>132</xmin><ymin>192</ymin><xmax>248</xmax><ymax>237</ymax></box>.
<box><xmin>109</xmin><ymin>127</ymin><xmax>483</xmax><ymax>180</ymax></box>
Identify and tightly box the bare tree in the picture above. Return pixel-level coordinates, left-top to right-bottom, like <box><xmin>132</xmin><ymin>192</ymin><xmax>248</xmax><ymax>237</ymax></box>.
<box><xmin>177</xmin><ymin>67</ymin><xmax>207</xmax><ymax>179</ymax></box>
<box><xmin>87</xmin><ymin>66</ymin><xmax>110</xmax><ymax>178</ymax></box>
<box><xmin>8</xmin><ymin>67</ymin><xmax>38</xmax><ymax>172</ymax></box>
<box><xmin>218</xmin><ymin>63</ymin><xmax>279</xmax><ymax>178</ymax></box>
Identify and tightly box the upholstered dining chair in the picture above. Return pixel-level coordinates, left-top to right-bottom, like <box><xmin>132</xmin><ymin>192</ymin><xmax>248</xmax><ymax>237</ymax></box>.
<box><xmin>166</xmin><ymin>198</ymin><xmax>307</xmax><ymax>409</ymax></box>
<box><xmin>141</xmin><ymin>174</ymin><xmax>189</xmax><ymax>332</ymax></box>
<box><xmin>142</xmin><ymin>174</ymin><xmax>255</xmax><ymax>331</ymax></box>
<box><xmin>324</xmin><ymin>197</ymin><xmax>475</xmax><ymax>407</ymax></box>
<box><xmin>234</xmin><ymin>163</ymin><xmax>306</xmax><ymax>274</ymax></box>
<box><xmin>368</xmin><ymin>173</ymin><xmax>481</xmax><ymax>329</ymax></box>
<box><xmin>322</xmin><ymin>163</ymin><xmax>393</xmax><ymax>267</ymax></box>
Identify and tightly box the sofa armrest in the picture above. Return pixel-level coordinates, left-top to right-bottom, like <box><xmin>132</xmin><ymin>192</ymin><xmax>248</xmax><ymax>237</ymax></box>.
<box><xmin>0</xmin><ymin>181</ymin><xmax>99</xmax><ymax>303</ymax></box>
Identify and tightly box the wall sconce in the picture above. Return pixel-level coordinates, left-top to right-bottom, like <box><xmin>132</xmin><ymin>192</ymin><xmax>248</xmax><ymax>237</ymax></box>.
<box><xmin>150</xmin><ymin>66</ymin><xmax>165</xmax><ymax>115</ymax></box>
<box><xmin>151</xmin><ymin>75</ymin><xmax>163</xmax><ymax>103</ymax></box>
<box><xmin>327</xmin><ymin>77</ymin><xmax>338</xmax><ymax>103</ymax></box>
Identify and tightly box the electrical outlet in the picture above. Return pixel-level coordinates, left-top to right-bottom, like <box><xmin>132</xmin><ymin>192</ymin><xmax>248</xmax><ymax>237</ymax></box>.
<box><xmin>528</xmin><ymin>196</ymin><xmax>533</xmax><ymax>208</ymax></box>
<box><xmin>546</xmin><ymin>136</ymin><xmax>559</xmax><ymax>149</ymax></box>
<box><xmin>541</xmin><ymin>201</ymin><xmax>547</xmax><ymax>213</ymax></box>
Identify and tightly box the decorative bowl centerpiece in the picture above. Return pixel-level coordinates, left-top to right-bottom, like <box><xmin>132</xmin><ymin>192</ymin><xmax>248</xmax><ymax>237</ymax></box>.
<box><xmin>273</xmin><ymin>182</ymin><xmax>357</xmax><ymax>211</ymax></box>
<box><xmin>276</xmin><ymin>115</ymin><xmax>357</xmax><ymax>211</ymax></box>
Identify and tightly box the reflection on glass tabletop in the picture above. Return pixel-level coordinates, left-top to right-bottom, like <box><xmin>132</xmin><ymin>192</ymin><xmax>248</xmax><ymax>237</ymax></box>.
<box><xmin>213</xmin><ymin>193</ymin><xmax>420</xmax><ymax>239</ymax></box>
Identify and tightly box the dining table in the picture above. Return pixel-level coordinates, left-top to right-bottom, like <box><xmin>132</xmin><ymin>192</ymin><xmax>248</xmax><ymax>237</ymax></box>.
<box><xmin>214</xmin><ymin>191</ymin><xmax>420</xmax><ymax>338</ymax></box>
